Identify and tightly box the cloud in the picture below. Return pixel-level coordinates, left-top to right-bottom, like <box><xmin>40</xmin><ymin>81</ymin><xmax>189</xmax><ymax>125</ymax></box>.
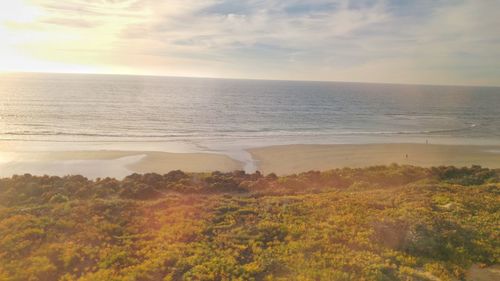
<box><xmin>41</xmin><ymin>17</ymin><xmax>97</xmax><ymax>28</ymax></box>
<box><xmin>1</xmin><ymin>0</ymin><xmax>499</xmax><ymax>85</ymax></box>
<box><xmin>31</xmin><ymin>0</ymin><xmax>141</xmax><ymax>17</ymax></box>
<box><xmin>125</xmin><ymin>0</ymin><xmax>388</xmax><ymax>57</ymax></box>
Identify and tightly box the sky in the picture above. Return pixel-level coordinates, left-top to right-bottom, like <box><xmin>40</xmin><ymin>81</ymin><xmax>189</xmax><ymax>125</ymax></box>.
<box><xmin>0</xmin><ymin>0</ymin><xmax>499</xmax><ymax>86</ymax></box>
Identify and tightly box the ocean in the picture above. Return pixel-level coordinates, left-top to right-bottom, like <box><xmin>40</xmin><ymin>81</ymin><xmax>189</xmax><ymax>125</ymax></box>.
<box><xmin>0</xmin><ymin>73</ymin><xmax>499</xmax><ymax>161</ymax></box>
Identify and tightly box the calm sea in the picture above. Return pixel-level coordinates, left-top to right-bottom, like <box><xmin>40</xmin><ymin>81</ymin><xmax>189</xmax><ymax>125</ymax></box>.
<box><xmin>0</xmin><ymin>73</ymin><xmax>499</xmax><ymax>155</ymax></box>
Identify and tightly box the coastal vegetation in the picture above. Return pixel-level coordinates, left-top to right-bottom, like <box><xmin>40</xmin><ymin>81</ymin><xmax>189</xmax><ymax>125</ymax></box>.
<box><xmin>0</xmin><ymin>165</ymin><xmax>498</xmax><ymax>281</ymax></box>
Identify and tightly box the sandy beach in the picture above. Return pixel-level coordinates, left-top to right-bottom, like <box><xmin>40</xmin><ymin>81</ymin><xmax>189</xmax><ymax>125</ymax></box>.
<box><xmin>126</xmin><ymin>151</ymin><xmax>241</xmax><ymax>174</ymax></box>
<box><xmin>249</xmin><ymin>143</ymin><xmax>500</xmax><ymax>175</ymax></box>
<box><xmin>0</xmin><ymin>143</ymin><xmax>498</xmax><ymax>178</ymax></box>
<box><xmin>0</xmin><ymin>150</ymin><xmax>242</xmax><ymax>179</ymax></box>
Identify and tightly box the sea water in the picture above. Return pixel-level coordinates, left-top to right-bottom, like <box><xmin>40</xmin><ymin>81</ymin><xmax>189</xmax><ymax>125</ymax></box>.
<box><xmin>0</xmin><ymin>72</ymin><xmax>499</xmax><ymax>168</ymax></box>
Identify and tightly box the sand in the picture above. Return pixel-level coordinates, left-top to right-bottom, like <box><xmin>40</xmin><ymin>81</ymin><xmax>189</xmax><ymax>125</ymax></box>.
<box><xmin>467</xmin><ymin>264</ymin><xmax>500</xmax><ymax>281</ymax></box>
<box><xmin>0</xmin><ymin>143</ymin><xmax>498</xmax><ymax>178</ymax></box>
<box><xmin>0</xmin><ymin>150</ymin><xmax>242</xmax><ymax>179</ymax></box>
<box><xmin>126</xmin><ymin>151</ymin><xmax>242</xmax><ymax>174</ymax></box>
<box><xmin>249</xmin><ymin>143</ymin><xmax>500</xmax><ymax>175</ymax></box>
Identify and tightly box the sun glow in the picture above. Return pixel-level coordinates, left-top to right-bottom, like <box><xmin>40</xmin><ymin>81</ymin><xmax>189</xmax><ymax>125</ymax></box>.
<box><xmin>0</xmin><ymin>1</ymin><xmax>39</xmax><ymax>71</ymax></box>
<box><xmin>0</xmin><ymin>1</ymin><xmax>41</xmax><ymax>22</ymax></box>
<box><xmin>0</xmin><ymin>0</ymin><xmax>103</xmax><ymax>73</ymax></box>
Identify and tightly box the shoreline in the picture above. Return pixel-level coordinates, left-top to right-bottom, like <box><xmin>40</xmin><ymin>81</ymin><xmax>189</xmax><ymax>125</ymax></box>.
<box><xmin>0</xmin><ymin>143</ymin><xmax>498</xmax><ymax>178</ymax></box>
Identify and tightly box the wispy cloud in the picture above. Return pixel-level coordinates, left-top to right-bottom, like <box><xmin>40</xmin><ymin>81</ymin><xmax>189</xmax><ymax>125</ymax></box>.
<box><xmin>1</xmin><ymin>0</ymin><xmax>499</xmax><ymax>85</ymax></box>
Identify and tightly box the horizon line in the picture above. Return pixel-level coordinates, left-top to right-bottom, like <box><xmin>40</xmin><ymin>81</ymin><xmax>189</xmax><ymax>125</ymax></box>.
<box><xmin>1</xmin><ymin>70</ymin><xmax>499</xmax><ymax>89</ymax></box>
